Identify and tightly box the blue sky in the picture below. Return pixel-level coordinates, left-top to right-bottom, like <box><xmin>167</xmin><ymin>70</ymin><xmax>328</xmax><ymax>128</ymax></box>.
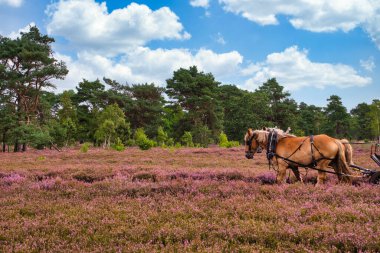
<box><xmin>0</xmin><ymin>0</ymin><xmax>379</xmax><ymax>109</ymax></box>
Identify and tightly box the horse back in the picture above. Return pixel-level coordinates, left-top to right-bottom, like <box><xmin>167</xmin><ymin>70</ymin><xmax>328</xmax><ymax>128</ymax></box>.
<box><xmin>277</xmin><ymin>134</ymin><xmax>339</xmax><ymax>159</ymax></box>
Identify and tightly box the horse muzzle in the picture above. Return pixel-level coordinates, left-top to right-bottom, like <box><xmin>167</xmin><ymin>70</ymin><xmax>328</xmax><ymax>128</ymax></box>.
<box><xmin>245</xmin><ymin>152</ymin><xmax>254</xmax><ymax>159</ymax></box>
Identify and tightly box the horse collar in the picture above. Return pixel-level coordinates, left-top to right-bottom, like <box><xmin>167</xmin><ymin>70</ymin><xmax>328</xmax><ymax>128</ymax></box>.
<box><xmin>266</xmin><ymin>131</ymin><xmax>278</xmax><ymax>160</ymax></box>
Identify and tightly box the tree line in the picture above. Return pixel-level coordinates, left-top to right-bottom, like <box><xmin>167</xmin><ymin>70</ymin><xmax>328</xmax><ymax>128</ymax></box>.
<box><xmin>1</xmin><ymin>27</ymin><xmax>379</xmax><ymax>152</ymax></box>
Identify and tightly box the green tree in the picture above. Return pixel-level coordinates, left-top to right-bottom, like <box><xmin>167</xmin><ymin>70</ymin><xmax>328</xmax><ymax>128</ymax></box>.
<box><xmin>134</xmin><ymin>128</ymin><xmax>155</xmax><ymax>150</ymax></box>
<box><xmin>74</xmin><ymin>79</ymin><xmax>106</xmax><ymax>143</ymax></box>
<box><xmin>166</xmin><ymin>66</ymin><xmax>224</xmax><ymax>140</ymax></box>
<box><xmin>126</xmin><ymin>83</ymin><xmax>165</xmax><ymax>137</ymax></box>
<box><xmin>219</xmin><ymin>85</ymin><xmax>271</xmax><ymax>141</ymax></box>
<box><xmin>162</xmin><ymin>104</ymin><xmax>185</xmax><ymax>141</ymax></box>
<box><xmin>218</xmin><ymin>132</ymin><xmax>229</xmax><ymax>147</ymax></box>
<box><xmin>103</xmin><ymin>77</ymin><xmax>132</xmax><ymax>109</ymax></box>
<box><xmin>95</xmin><ymin>104</ymin><xmax>130</xmax><ymax>148</ymax></box>
<box><xmin>0</xmin><ymin>99</ymin><xmax>17</xmax><ymax>152</ymax></box>
<box><xmin>181</xmin><ymin>131</ymin><xmax>194</xmax><ymax>147</ymax></box>
<box><xmin>368</xmin><ymin>100</ymin><xmax>380</xmax><ymax>139</ymax></box>
<box><xmin>58</xmin><ymin>90</ymin><xmax>78</xmax><ymax>146</ymax></box>
<box><xmin>157</xmin><ymin>126</ymin><xmax>168</xmax><ymax>146</ymax></box>
<box><xmin>296</xmin><ymin>102</ymin><xmax>326</xmax><ymax>135</ymax></box>
<box><xmin>256</xmin><ymin>78</ymin><xmax>297</xmax><ymax>129</ymax></box>
<box><xmin>0</xmin><ymin>26</ymin><xmax>68</xmax><ymax>151</ymax></box>
<box><xmin>324</xmin><ymin>95</ymin><xmax>350</xmax><ymax>138</ymax></box>
<box><xmin>350</xmin><ymin>102</ymin><xmax>372</xmax><ymax>140</ymax></box>
<box><xmin>192</xmin><ymin>124</ymin><xmax>212</xmax><ymax>147</ymax></box>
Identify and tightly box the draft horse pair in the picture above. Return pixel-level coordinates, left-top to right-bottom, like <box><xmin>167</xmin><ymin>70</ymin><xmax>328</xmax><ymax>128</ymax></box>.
<box><xmin>244</xmin><ymin>128</ymin><xmax>352</xmax><ymax>185</ymax></box>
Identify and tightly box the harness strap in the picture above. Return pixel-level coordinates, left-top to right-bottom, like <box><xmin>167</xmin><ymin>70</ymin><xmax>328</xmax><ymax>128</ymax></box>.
<box><xmin>310</xmin><ymin>135</ymin><xmax>317</xmax><ymax>167</ymax></box>
<box><xmin>275</xmin><ymin>153</ymin><xmax>333</xmax><ymax>168</ymax></box>
<box><xmin>266</xmin><ymin>133</ymin><xmax>334</xmax><ymax>169</ymax></box>
<box><xmin>266</xmin><ymin>130</ymin><xmax>277</xmax><ymax>160</ymax></box>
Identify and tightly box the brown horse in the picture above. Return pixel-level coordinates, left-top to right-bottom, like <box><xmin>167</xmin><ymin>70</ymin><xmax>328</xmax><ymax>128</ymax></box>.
<box><xmin>244</xmin><ymin>129</ymin><xmax>352</xmax><ymax>185</ymax></box>
<box><xmin>263</xmin><ymin>128</ymin><xmax>354</xmax><ymax>183</ymax></box>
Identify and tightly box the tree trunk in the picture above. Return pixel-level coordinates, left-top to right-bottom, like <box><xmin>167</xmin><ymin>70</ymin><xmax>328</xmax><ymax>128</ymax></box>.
<box><xmin>14</xmin><ymin>140</ymin><xmax>20</xmax><ymax>152</ymax></box>
<box><xmin>22</xmin><ymin>143</ymin><xmax>27</xmax><ymax>152</ymax></box>
<box><xmin>2</xmin><ymin>131</ymin><xmax>5</xmax><ymax>152</ymax></box>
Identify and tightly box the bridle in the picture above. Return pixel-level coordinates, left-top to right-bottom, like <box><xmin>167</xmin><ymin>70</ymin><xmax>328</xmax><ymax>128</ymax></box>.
<box><xmin>245</xmin><ymin>133</ymin><xmax>262</xmax><ymax>159</ymax></box>
<box><xmin>245</xmin><ymin>135</ymin><xmax>255</xmax><ymax>152</ymax></box>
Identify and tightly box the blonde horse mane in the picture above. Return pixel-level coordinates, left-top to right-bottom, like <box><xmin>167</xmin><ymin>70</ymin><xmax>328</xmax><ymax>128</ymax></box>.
<box><xmin>252</xmin><ymin>130</ymin><xmax>269</xmax><ymax>144</ymax></box>
<box><xmin>245</xmin><ymin>127</ymin><xmax>295</xmax><ymax>144</ymax></box>
<box><xmin>264</xmin><ymin>127</ymin><xmax>296</xmax><ymax>139</ymax></box>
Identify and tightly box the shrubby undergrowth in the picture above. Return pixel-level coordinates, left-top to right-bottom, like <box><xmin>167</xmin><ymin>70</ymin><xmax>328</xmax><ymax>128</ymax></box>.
<box><xmin>0</xmin><ymin>145</ymin><xmax>379</xmax><ymax>252</ymax></box>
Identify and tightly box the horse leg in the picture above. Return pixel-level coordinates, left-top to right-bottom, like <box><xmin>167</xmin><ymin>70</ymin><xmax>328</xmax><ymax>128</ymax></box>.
<box><xmin>276</xmin><ymin>161</ymin><xmax>288</xmax><ymax>184</ymax></box>
<box><xmin>316</xmin><ymin>171</ymin><xmax>327</xmax><ymax>187</ymax></box>
<box><xmin>290</xmin><ymin>166</ymin><xmax>303</xmax><ymax>183</ymax></box>
<box><xmin>316</xmin><ymin>160</ymin><xmax>330</xmax><ymax>186</ymax></box>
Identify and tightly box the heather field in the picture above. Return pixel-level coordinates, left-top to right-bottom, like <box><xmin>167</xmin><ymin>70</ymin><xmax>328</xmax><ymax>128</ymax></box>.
<box><xmin>0</xmin><ymin>145</ymin><xmax>380</xmax><ymax>252</ymax></box>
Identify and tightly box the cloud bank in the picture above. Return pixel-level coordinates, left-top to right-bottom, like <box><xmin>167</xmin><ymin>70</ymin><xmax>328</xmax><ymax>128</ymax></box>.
<box><xmin>242</xmin><ymin>46</ymin><xmax>371</xmax><ymax>91</ymax></box>
<box><xmin>190</xmin><ymin>0</ymin><xmax>210</xmax><ymax>8</ymax></box>
<box><xmin>0</xmin><ymin>0</ymin><xmax>22</xmax><ymax>7</ymax></box>
<box><xmin>46</xmin><ymin>0</ymin><xmax>190</xmax><ymax>55</ymax></box>
<box><xmin>219</xmin><ymin>0</ymin><xmax>380</xmax><ymax>49</ymax></box>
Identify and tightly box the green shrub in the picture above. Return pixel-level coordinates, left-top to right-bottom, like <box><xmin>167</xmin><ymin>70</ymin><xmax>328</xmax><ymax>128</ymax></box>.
<box><xmin>134</xmin><ymin>128</ymin><xmax>155</xmax><ymax>150</ymax></box>
<box><xmin>112</xmin><ymin>137</ymin><xmax>125</xmax><ymax>151</ymax></box>
<box><xmin>138</xmin><ymin>139</ymin><xmax>155</xmax><ymax>150</ymax></box>
<box><xmin>80</xmin><ymin>142</ymin><xmax>90</xmax><ymax>153</ymax></box>
<box><xmin>125</xmin><ymin>139</ymin><xmax>135</xmax><ymax>147</ymax></box>
<box><xmin>219</xmin><ymin>132</ymin><xmax>229</xmax><ymax>147</ymax></box>
<box><xmin>37</xmin><ymin>156</ymin><xmax>46</xmax><ymax>161</ymax></box>
<box><xmin>157</xmin><ymin>126</ymin><xmax>168</xmax><ymax>146</ymax></box>
<box><xmin>192</xmin><ymin>125</ymin><xmax>211</xmax><ymax>148</ymax></box>
<box><xmin>218</xmin><ymin>132</ymin><xmax>240</xmax><ymax>148</ymax></box>
<box><xmin>134</xmin><ymin>128</ymin><xmax>147</xmax><ymax>146</ymax></box>
<box><xmin>226</xmin><ymin>141</ymin><xmax>240</xmax><ymax>148</ymax></box>
<box><xmin>166</xmin><ymin>138</ymin><xmax>174</xmax><ymax>147</ymax></box>
<box><xmin>181</xmin><ymin>131</ymin><xmax>194</xmax><ymax>147</ymax></box>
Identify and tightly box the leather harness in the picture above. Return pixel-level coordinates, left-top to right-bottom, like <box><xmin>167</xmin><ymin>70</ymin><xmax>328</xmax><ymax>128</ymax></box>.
<box><xmin>264</xmin><ymin>131</ymin><xmax>334</xmax><ymax>169</ymax></box>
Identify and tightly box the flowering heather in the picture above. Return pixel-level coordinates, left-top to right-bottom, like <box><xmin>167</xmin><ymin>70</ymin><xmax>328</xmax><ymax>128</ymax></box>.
<box><xmin>0</xmin><ymin>144</ymin><xmax>379</xmax><ymax>252</ymax></box>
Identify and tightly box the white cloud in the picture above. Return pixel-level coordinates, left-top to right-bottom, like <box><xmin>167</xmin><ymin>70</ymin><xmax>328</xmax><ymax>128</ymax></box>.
<box><xmin>190</xmin><ymin>0</ymin><xmax>210</xmax><ymax>8</ymax></box>
<box><xmin>215</xmin><ymin>32</ymin><xmax>226</xmax><ymax>45</ymax></box>
<box><xmin>242</xmin><ymin>46</ymin><xmax>371</xmax><ymax>91</ymax></box>
<box><xmin>364</xmin><ymin>11</ymin><xmax>380</xmax><ymax>49</ymax></box>
<box><xmin>0</xmin><ymin>0</ymin><xmax>22</xmax><ymax>7</ymax></box>
<box><xmin>360</xmin><ymin>56</ymin><xmax>376</xmax><ymax>71</ymax></box>
<box><xmin>53</xmin><ymin>45</ymin><xmax>369</xmax><ymax>94</ymax></box>
<box><xmin>46</xmin><ymin>0</ymin><xmax>190</xmax><ymax>55</ymax></box>
<box><xmin>219</xmin><ymin>0</ymin><xmax>380</xmax><ymax>49</ymax></box>
<box><xmin>53</xmin><ymin>47</ymin><xmax>243</xmax><ymax>91</ymax></box>
<box><xmin>7</xmin><ymin>22</ymin><xmax>35</xmax><ymax>39</ymax></box>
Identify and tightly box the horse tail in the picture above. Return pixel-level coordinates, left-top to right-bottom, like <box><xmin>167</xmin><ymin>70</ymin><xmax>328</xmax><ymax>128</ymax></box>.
<box><xmin>340</xmin><ymin>139</ymin><xmax>353</xmax><ymax>165</ymax></box>
<box><xmin>334</xmin><ymin>140</ymin><xmax>351</xmax><ymax>183</ymax></box>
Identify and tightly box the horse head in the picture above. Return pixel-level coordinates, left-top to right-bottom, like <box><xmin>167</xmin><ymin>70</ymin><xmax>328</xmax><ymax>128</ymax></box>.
<box><xmin>244</xmin><ymin>128</ymin><xmax>263</xmax><ymax>159</ymax></box>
